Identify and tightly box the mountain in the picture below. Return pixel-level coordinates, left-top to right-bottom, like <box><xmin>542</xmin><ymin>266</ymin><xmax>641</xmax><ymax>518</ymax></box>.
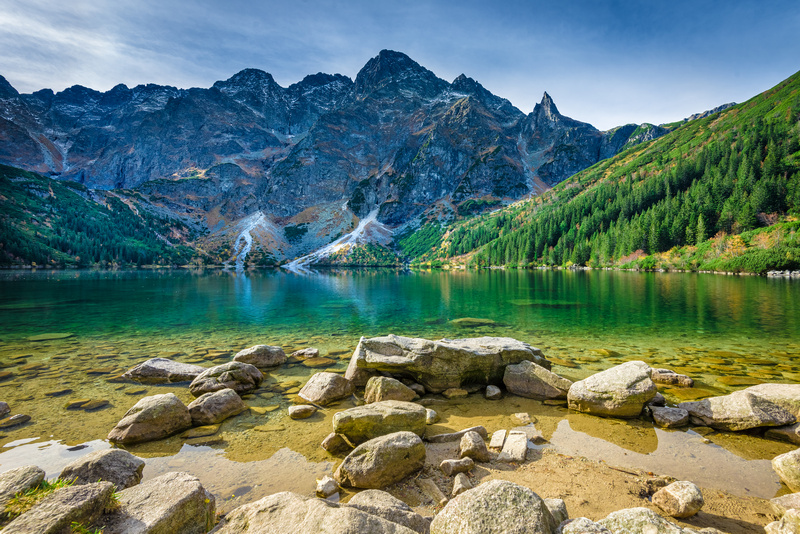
<box><xmin>0</xmin><ymin>50</ymin><xmax>676</xmax><ymax>267</ymax></box>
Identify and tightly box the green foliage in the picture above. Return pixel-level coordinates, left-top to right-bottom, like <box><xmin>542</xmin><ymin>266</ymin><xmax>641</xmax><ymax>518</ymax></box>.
<box><xmin>3</xmin><ymin>478</ymin><xmax>74</xmax><ymax>520</ymax></box>
<box><xmin>395</xmin><ymin>222</ymin><xmax>445</xmax><ymax>261</ymax></box>
<box><xmin>318</xmin><ymin>243</ymin><xmax>400</xmax><ymax>266</ymax></box>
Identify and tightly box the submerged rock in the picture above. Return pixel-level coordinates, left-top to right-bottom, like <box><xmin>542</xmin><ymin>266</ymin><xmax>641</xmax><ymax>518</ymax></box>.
<box><xmin>187</xmin><ymin>388</ymin><xmax>247</xmax><ymax>425</ymax></box>
<box><xmin>189</xmin><ymin>361</ymin><xmax>263</xmax><ymax>397</ymax></box>
<box><xmin>650</xmin><ymin>368</ymin><xmax>694</xmax><ymax>387</ymax></box>
<box><xmin>299</xmin><ymin>372</ymin><xmax>355</xmax><ymax>405</ymax></box>
<box><xmin>335</xmin><ymin>431</ymin><xmax>426</xmax><ymax>489</ymax></box>
<box><xmin>365</xmin><ymin>376</ymin><xmax>417</xmax><ymax>403</ymax></box>
<box><xmin>122</xmin><ymin>358</ymin><xmax>206</xmax><ymax>384</ymax></box>
<box><xmin>233</xmin><ymin>344</ymin><xmax>287</xmax><ymax>368</ymax></box>
<box><xmin>60</xmin><ymin>449</ymin><xmax>144</xmax><ymax>491</ymax></box>
<box><xmin>333</xmin><ymin>400</ymin><xmax>426</xmax><ymax>444</ymax></box>
<box><xmin>107</xmin><ymin>393</ymin><xmax>192</xmax><ymax>444</ymax></box>
<box><xmin>503</xmin><ymin>360</ymin><xmax>572</xmax><ymax>400</ymax></box>
<box><xmin>567</xmin><ymin>361</ymin><xmax>656</xmax><ymax>418</ymax></box>
<box><xmin>652</xmin><ymin>481</ymin><xmax>704</xmax><ymax>518</ymax></box>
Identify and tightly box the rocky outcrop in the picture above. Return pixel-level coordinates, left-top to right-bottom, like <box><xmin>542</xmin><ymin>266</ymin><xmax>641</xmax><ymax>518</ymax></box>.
<box><xmin>347</xmin><ymin>335</ymin><xmax>549</xmax><ymax>393</ymax></box>
<box><xmin>332</xmin><ymin>400</ymin><xmax>426</xmax><ymax>444</ymax></box>
<box><xmin>598</xmin><ymin>507</ymin><xmax>695</xmax><ymax>534</ymax></box>
<box><xmin>346</xmin><ymin>490</ymin><xmax>430</xmax><ymax>534</ymax></box>
<box><xmin>567</xmin><ymin>361</ymin><xmax>656</xmax><ymax>418</ymax></box>
<box><xmin>365</xmin><ymin>376</ymin><xmax>417</xmax><ymax>403</ymax></box>
<box><xmin>652</xmin><ymin>481</ymin><xmax>704</xmax><ymax>518</ymax></box>
<box><xmin>187</xmin><ymin>388</ymin><xmax>247</xmax><ymax>425</ymax></box>
<box><xmin>503</xmin><ymin>360</ymin><xmax>572</xmax><ymax>399</ymax></box>
<box><xmin>679</xmin><ymin>390</ymin><xmax>796</xmax><ymax>431</ymax></box>
<box><xmin>430</xmin><ymin>479</ymin><xmax>557</xmax><ymax>534</ymax></box>
<box><xmin>102</xmin><ymin>471</ymin><xmax>215</xmax><ymax>534</ymax></box>
<box><xmin>189</xmin><ymin>361</ymin><xmax>263</xmax><ymax>397</ymax></box>
<box><xmin>773</xmin><ymin>448</ymin><xmax>800</xmax><ymax>492</ymax></box>
<box><xmin>298</xmin><ymin>372</ymin><xmax>355</xmax><ymax>405</ymax></box>
<box><xmin>122</xmin><ymin>358</ymin><xmax>206</xmax><ymax>384</ymax></box>
<box><xmin>334</xmin><ymin>431</ymin><xmax>426</xmax><ymax>489</ymax></box>
<box><xmin>107</xmin><ymin>393</ymin><xmax>192</xmax><ymax>444</ymax></box>
<box><xmin>59</xmin><ymin>449</ymin><xmax>144</xmax><ymax>490</ymax></box>
<box><xmin>0</xmin><ymin>465</ymin><xmax>45</xmax><ymax>509</ymax></box>
<box><xmin>233</xmin><ymin>345</ymin><xmax>287</xmax><ymax>368</ymax></box>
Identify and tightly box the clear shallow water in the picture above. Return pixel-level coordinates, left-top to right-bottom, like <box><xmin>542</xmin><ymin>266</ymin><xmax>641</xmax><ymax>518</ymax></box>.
<box><xmin>0</xmin><ymin>268</ymin><xmax>798</xmax><ymax>504</ymax></box>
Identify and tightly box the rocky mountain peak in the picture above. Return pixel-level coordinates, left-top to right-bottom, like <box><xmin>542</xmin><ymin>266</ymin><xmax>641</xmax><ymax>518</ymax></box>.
<box><xmin>0</xmin><ymin>75</ymin><xmax>19</xmax><ymax>99</ymax></box>
<box><xmin>354</xmin><ymin>49</ymin><xmax>447</xmax><ymax>99</ymax></box>
<box><xmin>534</xmin><ymin>91</ymin><xmax>559</xmax><ymax>119</ymax></box>
<box><xmin>215</xmin><ymin>68</ymin><xmax>278</xmax><ymax>91</ymax></box>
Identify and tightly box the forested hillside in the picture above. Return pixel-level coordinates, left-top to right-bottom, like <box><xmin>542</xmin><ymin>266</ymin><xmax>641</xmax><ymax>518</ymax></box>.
<box><xmin>406</xmin><ymin>70</ymin><xmax>800</xmax><ymax>274</ymax></box>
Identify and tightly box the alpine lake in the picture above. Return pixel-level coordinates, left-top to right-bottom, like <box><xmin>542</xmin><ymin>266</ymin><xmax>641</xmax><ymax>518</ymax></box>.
<box><xmin>0</xmin><ymin>268</ymin><xmax>799</xmax><ymax>513</ymax></box>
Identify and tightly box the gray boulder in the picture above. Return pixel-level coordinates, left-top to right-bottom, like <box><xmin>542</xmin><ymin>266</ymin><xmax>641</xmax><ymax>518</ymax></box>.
<box><xmin>598</xmin><ymin>507</ymin><xmax>695</xmax><ymax>534</ymax></box>
<box><xmin>60</xmin><ymin>449</ymin><xmax>144</xmax><ymax>490</ymax></box>
<box><xmin>650</xmin><ymin>368</ymin><xmax>694</xmax><ymax>387</ymax></box>
<box><xmin>2</xmin><ymin>481</ymin><xmax>114</xmax><ymax>534</ymax></box>
<box><xmin>187</xmin><ymin>388</ymin><xmax>247</xmax><ymax>426</ymax></box>
<box><xmin>122</xmin><ymin>358</ymin><xmax>205</xmax><ymax>384</ymax></box>
<box><xmin>504</xmin><ymin>360</ymin><xmax>572</xmax><ymax>400</ymax></box>
<box><xmin>291</xmin><ymin>348</ymin><xmax>319</xmax><ymax>359</ymax></box>
<box><xmin>452</xmin><ymin>473</ymin><xmax>471</xmax><ymax>497</ymax></box>
<box><xmin>485</xmin><ymin>385</ymin><xmax>502</xmax><ymax>400</ymax></box>
<box><xmin>650</xmin><ymin>406</ymin><xmax>690</xmax><ymax>428</ymax></box>
<box><xmin>771</xmin><ymin>492</ymin><xmax>800</xmax><ymax>515</ymax></box>
<box><xmin>299</xmin><ymin>372</ymin><xmax>355</xmax><ymax>406</ymax></box>
<box><xmin>544</xmin><ymin>498</ymin><xmax>568</xmax><ymax>525</ymax></box>
<box><xmin>430</xmin><ymin>479</ymin><xmax>557</xmax><ymax>534</ymax></box>
<box><xmin>211</xmin><ymin>491</ymin><xmax>419</xmax><ymax>533</ymax></box>
<box><xmin>766</xmin><ymin>423</ymin><xmax>800</xmax><ymax>445</ymax></box>
<box><xmin>460</xmin><ymin>431</ymin><xmax>491</xmax><ymax>462</ymax></box>
<box><xmin>365</xmin><ymin>376</ymin><xmax>417</xmax><ymax>403</ymax></box>
<box><xmin>440</xmin><ymin>457</ymin><xmax>474</xmax><ymax>476</ymax></box>
<box><xmin>333</xmin><ymin>400</ymin><xmax>426</xmax><ymax>444</ymax></box>
<box><xmin>425</xmin><ymin>425</ymin><xmax>488</xmax><ymax>444</ymax></box>
<box><xmin>346</xmin><ymin>489</ymin><xmax>430</xmax><ymax>534</ymax></box>
<box><xmin>321</xmin><ymin>432</ymin><xmax>353</xmax><ymax>455</ymax></box>
<box><xmin>425</xmin><ymin>409</ymin><xmax>439</xmax><ymax>425</ymax></box>
<box><xmin>766</xmin><ymin>508</ymin><xmax>800</xmax><ymax>534</ymax></box>
<box><xmin>745</xmin><ymin>383</ymin><xmax>800</xmax><ymax>418</ymax></box>
<box><xmin>0</xmin><ymin>465</ymin><xmax>45</xmax><ymax>509</ymax></box>
<box><xmin>108</xmin><ymin>393</ymin><xmax>192</xmax><ymax>444</ymax></box>
<box><xmin>560</xmin><ymin>518</ymin><xmax>612</xmax><ymax>534</ymax></box>
<box><xmin>773</xmin><ymin>448</ymin><xmax>800</xmax><ymax>492</ymax></box>
<box><xmin>567</xmin><ymin>361</ymin><xmax>657</xmax><ymax>418</ymax></box>
<box><xmin>679</xmin><ymin>391</ymin><xmax>796</xmax><ymax>431</ymax></box>
<box><xmin>189</xmin><ymin>361</ymin><xmax>263</xmax><ymax>397</ymax></box>
<box><xmin>347</xmin><ymin>335</ymin><xmax>549</xmax><ymax>393</ymax></box>
<box><xmin>316</xmin><ymin>475</ymin><xmax>339</xmax><ymax>498</ymax></box>
<box><xmin>103</xmin><ymin>471</ymin><xmax>215</xmax><ymax>534</ymax></box>
<box><xmin>233</xmin><ymin>344</ymin><xmax>287</xmax><ymax>368</ymax></box>
<box><xmin>652</xmin><ymin>481</ymin><xmax>704</xmax><ymax>518</ymax></box>
<box><xmin>335</xmin><ymin>431</ymin><xmax>426</xmax><ymax>489</ymax></box>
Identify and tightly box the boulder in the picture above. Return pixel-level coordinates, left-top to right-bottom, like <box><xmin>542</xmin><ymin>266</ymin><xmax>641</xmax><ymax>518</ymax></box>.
<box><xmin>440</xmin><ymin>457</ymin><xmax>474</xmax><ymax>476</ymax></box>
<box><xmin>567</xmin><ymin>361</ymin><xmax>657</xmax><ymax>418</ymax></box>
<box><xmin>187</xmin><ymin>388</ymin><xmax>247</xmax><ymax>425</ymax></box>
<box><xmin>503</xmin><ymin>360</ymin><xmax>572</xmax><ymax>400</ymax></box>
<box><xmin>442</xmin><ymin>388</ymin><xmax>468</xmax><ymax>399</ymax></box>
<box><xmin>299</xmin><ymin>372</ymin><xmax>355</xmax><ymax>405</ymax></box>
<box><xmin>347</xmin><ymin>335</ymin><xmax>549</xmax><ymax>393</ymax></box>
<box><xmin>2</xmin><ymin>481</ymin><xmax>114</xmax><ymax>534</ymax></box>
<box><xmin>652</xmin><ymin>481</ymin><xmax>704</xmax><ymax>518</ymax></box>
<box><xmin>365</xmin><ymin>376</ymin><xmax>417</xmax><ymax>403</ymax></box>
<box><xmin>773</xmin><ymin>448</ymin><xmax>800</xmax><ymax>492</ymax></box>
<box><xmin>233</xmin><ymin>344</ymin><xmax>287</xmax><ymax>368</ymax></box>
<box><xmin>452</xmin><ymin>473</ymin><xmax>471</xmax><ymax>497</ymax></box>
<box><xmin>59</xmin><ymin>449</ymin><xmax>144</xmax><ymax>490</ymax></box>
<box><xmin>0</xmin><ymin>465</ymin><xmax>45</xmax><ymax>509</ymax></box>
<box><xmin>289</xmin><ymin>405</ymin><xmax>318</xmax><ymax>419</ymax></box>
<box><xmin>561</xmin><ymin>518</ymin><xmax>613</xmax><ymax>534</ymax></box>
<box><xmin>346</xmin><ymin>489</ymin><xmax>430</xmax><ymax>534</ymax></box>
<box><xmin>745</xmin><ymin>384</ymin><xmax>800</xmax><ymax>418</ymax></box>
<box><xmin>489</xmin><ymin>430</ymin><xmax>507</xmax><ymax>449</ymax></box>
<box><xmin>122</xmin><ymin>358</ymin><xmax>205</xmax><ymax>384</ymax></box>
<box><xmin>321</xmin><ymin>432</ymin><xmax>353</xmax><ymax>455</ymax></box>
<box><xmin>598</xmin><ymin>507</ymin><xmax>696</xmax><ymax>534</ymax></box>
<box><xmin>425</xmin><ymin>409</ymin><xmax>439</xmax><ymax>425</ymax></box>
<box><xmin>425</xmin><ymin>425</ymin><xmax>488</xmax><ymax>444</ymax></box>
<box><xmin>345</xmin><ymin>353</ymin><xmax>380</xmax><ymax>387</ymax></box>
<box><xmin>107</xmin><ymin>393</ymin><xmax>192</xmax><ymax>444</ymax></box>
<box><xmin>334</xmin><ymin>431</ymin><xmax>426</xmax><ymax>489</ymax></box>
<box><xmin>650</xmin><ymin>368</ymin><xmax>694</xmax><ymax>387</ymax></box>
<box><xmin>316</xmin><ymin>476</ymin><xmax>339</xmax><ymax>498</ymax></box>
<box><xmin>485</xmin><ymin>385</ymin><xmax>502</xmax><ymax>400</ymax></box>
<box><xmin>766</xmin><ymin>508</ymin><xmax>800</xmax><ymax>534</ymax></box>
<box><xmin>212</xmin><ymin>491</ymin><xmax>419</xmax><ymax>533</ymax></box>
<box><xmin>771</xmin><ymin>492</ymin><xmax>800</xmax><ymax>515</ymax></box>
<box><xmin>460</xmin><ymin>431</ymin><xmax>491</xmax><ymax>462</ymax></box>
<box><xmin>650</xmin><ymin>406</ymin><xmax>690</xmax><ymax>428</ymax></box>
<box><xmin>679</xmin><ymin>391</ymin><xmax>796</xmax><ymax>431</ymax></box>
<box><xmin>189</xmin><ymin>361</ymin><xmax>263</xmax><ymax>397</ymax></box>
<box><xmin>766</xmin><ymin>423</ymin><xmax>800</xmax><ymax>445</ymax></box>
<box><xmin>648</xmin><ymin>392</ymin><xmax>667</xmax><ymax>407</ymax></box>
<box><xmin>497</xmin><ymin>431</ymin><xmax>528</xmax><ymax>463</ymax></box>
<box><xmin>333</xmin><ymin>400</ymin><xmax>426</xmax><ymax>444</ymax></box>
<box><xmin>102</xmin><ymin>471</ymin><xmax>215</xmax><ymax>534</ymax></box>
<box><xmin>544</xmin><ymin>498</ymin><xmax>568</xmax><ymax>525</ymax></box>
<box><xmin>430</xmin><ymin>479</ymin><xmax>557</xmax><ymax>534</ymax></box>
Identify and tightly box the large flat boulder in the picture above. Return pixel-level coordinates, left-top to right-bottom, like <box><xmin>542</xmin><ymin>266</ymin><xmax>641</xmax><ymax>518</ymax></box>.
<box><xmin>107</xmin><ymin>393</ymin><xmax>192</xmax><ymax>444</ymax></box>
<box><xmin>0</xmin><ymin>465</ymin><xmax>45</xmax><ymax>509</ymax></box>
<box><xmin>346</xmin><ymin>335</ymin><xmax>549</xmax><ymax>393</ymax></box>
<box><xmin>744</xmin><ymin>384</ymin><xmax>800</xmax><ymax>418</ymax></box>
<box><xmin>335</xmin><ymin>431</ymin><xmax>425</xmax><ymax>489</ymax></box>
<box><xmin>233</xmin><ymin>344</ymin><xmax>287</xmax><ymax>368</ymax></box>
<box><xmin>346</xmin><ymin>489</ymin><xmax>430</xmax><ymax>534</ymax></box>
<box><xmin>211</xmin><ymin>491</ymin><xmax>419</xmax><ymax>533</ymax></box>
<box><xmin>679</xmin><ymin>391</ymin><xmax>796</xmax><ymax>431</ymax></box>
<box><xmin>60</xmin><ymin>449</ymin><xmax>144</xmax><ymax>490</ymax></box>
<box><xmin>189</xmin><ymin>361</ymin><xmax>263</xmax><ymax>397</ymax></box>
<box><xmin>187</xmin><ymin>388</ymin><xmax>247</xmax><ymax>425</ymax></box>
<box><xmin>503</xmin><ymin>360</ymin><xmax>572</xmax><ymax>400</ymax></box>
<box><xmin>103</xmin><ymin>471</ymin><xmax>215</xmax><ymax>534</ymax></box>
<box><xmin>333</xmin><ymin>400</ymin><xmax>426</xmax><ymax>444</ymax></box>
<box><xmin>567</xmin><ymin>361</ymin><xmax>656</xmax><ymax>418</ymax></box>
<box><xmin>430</xmin><ymin>479</ymin><xmax>557</xmax><ymax>534</ymax></box>
<box><xmin>122</xmin><ymin>358</ymin><xmax>206</xmax><ymax>384</ymax></box>
<box><xmin>298</xmin><ymin>372</ymin><xmax>355</xmax><ymax>405</ymax></box>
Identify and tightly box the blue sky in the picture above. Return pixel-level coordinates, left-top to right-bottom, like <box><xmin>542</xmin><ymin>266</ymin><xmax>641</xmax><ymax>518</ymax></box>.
<box><xmin>1</xmin><ymin>0</ymin><xmax>798</xmax><ymax>130</ymax></box>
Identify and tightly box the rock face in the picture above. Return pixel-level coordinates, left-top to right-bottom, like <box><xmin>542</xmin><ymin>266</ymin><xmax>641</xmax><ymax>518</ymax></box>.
<box><xmin>503</xmin><ymin>360</ymin><xmax>572</xmax><ymax>399</ymax></box>
<box><xmin>2</xmin><ymin>481</ymin><xmax>114</xmax><ymax>534</ymax></box>
<box><xmin>652</xmin><ymin>481</ymin><xmax>704</xmax><ymax>518</ymax></box>
<box><xmin>187</xmin><ymin>388</ymin><xmax>247</xmax><ymax>425</ymax></box>
<box><xmin>122</xmin><ymin>358</ymin><xmax>206</xmax><ymax>384</ymax></box>
<box><xmin>103</xmin><ymin>471</ymin><xmax>215</xmax><ymax>534</ymax></box>
<box><xmin>298</xmin><ymin>372</ymin><xmax>355</xmax><ymax>405</ymax></box>
<box><xmin>189</xmin><ymin>361</ymin><xmax>263</xmax><ymax>397</ymax></box>
<box><xmin>59</xmin><ymin>449</ymin><xmax>145</xmax><ymax>490</ymax></box>
<box><xmin>108</xmin><ymin>393</ymin><xmax>192</xmax><ymax>444</ymax></box>
<box><xmin>0</xmin><ymin>465</ymin><xmax>45</xmax><ymax>509</ymax></box>
<box><xmin>773</xmin><ymin>448</ymin><xmax>800</xmax><ymax>492</ymax></box>
<box><xmin>365</xmin><ymin>376</ymin><xmax>417</xmax><ymax>403</ymax></box>
<box><xmin>332</xmin><ymin>400</ymin><xmax>426</xmax><ymax>444</ymax></box>
<box><xmin>650</xmin><ymin>406</ymin><xmax>690</xmax><ymax>428</ymax></box>
<box><xmin>430</xmin><ymin>479</ymin><xmax>557</xmax><ymax>534</ymax></box>
<box><xmin>598</xmin><ymin>507</ymin><xmax>694</xmax><ymax>534</ymax></box>
<box><xmin>334</xmin><ymin>431</ymin><xmax>426</xmax><ymax>489</ymax></box>
<box><xmin>346</xmin><ymin>489</ymin><xmax>430</xmax><ymax>534</ymax></box>
<box><xmin>348</xmin><ymin>335</ymin><xmax>549</xmax><ymax>393</ymax></box>
<box><xmin>567</xmin><ymin>361</ymin><xmax>657</xmax><ymax>418</ymax></box>
<box><xmin>679</xmin><ymin>390</ymin><xmax>796</xmax><ymax>431</ymax></box>
<box><xmin>233</xmin><ymin>345</ymin><xmax>287</xmax><ymax>368</ymax></box>
<box><xmin>212</xmin><ymin>491</ymin><xmax>419</xmax><ymax>533</ymax></box>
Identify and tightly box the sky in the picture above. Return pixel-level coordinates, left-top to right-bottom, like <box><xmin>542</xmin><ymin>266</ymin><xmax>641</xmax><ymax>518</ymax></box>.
<box><xmin>1</xmin><ymin>0</ymin><xmax>798</xmax><ymax>130</ymax></box>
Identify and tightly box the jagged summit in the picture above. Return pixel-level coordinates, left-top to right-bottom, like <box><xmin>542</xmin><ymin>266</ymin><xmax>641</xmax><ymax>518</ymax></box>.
<box><xmin>0</xmin><ymin>75</ymin><xmax>19</xmax><ymax>99</ymax></box>
<box><xmin>354</xmin><ymin>49</ymin><xmax>448</xmax><ymax>98</ymax></box>
<box><xmin>534</xmin><ymin>91</ymin><xmax>559</xmax><ymax>119</ymax></box>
